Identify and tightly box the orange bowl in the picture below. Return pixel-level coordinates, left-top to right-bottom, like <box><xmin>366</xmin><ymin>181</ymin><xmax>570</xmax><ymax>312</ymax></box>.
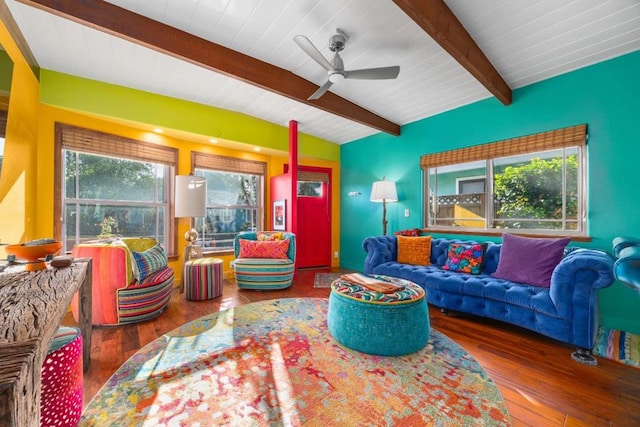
<box><xmin>5</xmin><ymin>241</ymin><xmax>63</xmax><ymax>262</ymax></box>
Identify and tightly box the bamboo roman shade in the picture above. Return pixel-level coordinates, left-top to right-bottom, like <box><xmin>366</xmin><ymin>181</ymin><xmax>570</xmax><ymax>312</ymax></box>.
<box><xmin>420</xmin><ymin>124</ymin><xmax>587</xmax><ymax>169</ymax></box>
<box><xmin>192</xmin><ymin>152</ymin><xmax>266</xmax><ymax>175</ymax></box>
<box><xmin>298</xmin><ymin>170</ymin><xmax>329</xmax><ymax>183</ymax></box>
<box><xmin>57</xmin><ymin>123</ymin><xmax>177</xmax><ymax>165</ymax></box>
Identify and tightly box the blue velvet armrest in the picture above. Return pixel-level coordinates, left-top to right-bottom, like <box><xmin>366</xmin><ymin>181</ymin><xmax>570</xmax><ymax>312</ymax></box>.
<box><xmin>362</xmin><ymin>236</ymin><xmax>397</xmax><ymax>274</ymax></box>
<box><xmin>549</xmin><ymin>249</ymin><xmax>615</xmax><ymax>349</ymax></box>
<box><xmin>549</xmin><ymin>249</ymin><xmax>615</xmax><ymax>317</ymax></box>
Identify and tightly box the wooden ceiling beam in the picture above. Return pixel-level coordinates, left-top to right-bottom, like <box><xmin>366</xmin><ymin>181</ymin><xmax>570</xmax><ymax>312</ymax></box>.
<box><xmin>17</xmin><ymin>0</ymin><xmax>401</xmax><ymax>136</ymax></box>
<box><xmin>393</xmin><ymin>0</ymin><xmax>512</xmax><ymax>105</ymax></box>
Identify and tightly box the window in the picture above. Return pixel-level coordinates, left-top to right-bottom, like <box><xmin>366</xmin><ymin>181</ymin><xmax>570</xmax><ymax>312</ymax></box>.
<box><xmin>55</xmin><ymin>124</ymin><xmax>177</xmax><ymax>253</ymax></box>
<box><xmin>457</xmin><ymin>177</ymin><xmax>485</xmax><ymax>194</ymax></box>
<box><xmin>295</xmin><ymin>168</ymin><xmax>329</xmax><ymax>197</ymax></box>
<box><xmin>192</xmin><ymin>152</ymin><xmax>265</xmax><ymax>253</ymax></box>
<box><xmin>423</xmin><ymin>124</ymin><xmax>587</xmax><ymax>235</ymax></box>
<box><xmin>0</xmin><ymin>110</ymin><xmax>7</xmax><ymax>176</ymax></box>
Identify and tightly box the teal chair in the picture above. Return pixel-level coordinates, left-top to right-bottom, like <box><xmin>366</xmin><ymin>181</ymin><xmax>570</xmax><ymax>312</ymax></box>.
<box><xmin>613</xmin><ymin>237</ymin><xmax>640</xmax><ymax>294</ymax></box>
<box><xmin>233</xmin><ymin>231</ymin><xmax>296</xmax><ymax>290</ymax></box>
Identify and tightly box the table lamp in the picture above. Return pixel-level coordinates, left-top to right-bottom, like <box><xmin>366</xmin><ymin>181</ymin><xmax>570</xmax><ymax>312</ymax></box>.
<box><xmin>175</xmin><ymin>175</ymin><xmax>207</xmax><ymax>257</ymax></box>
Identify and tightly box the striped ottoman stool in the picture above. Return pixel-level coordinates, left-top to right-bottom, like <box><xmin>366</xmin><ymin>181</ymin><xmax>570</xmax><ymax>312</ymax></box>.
<box><xmin>41</xmin><ymin>326</ymin><xmax>83</xmax><ymax>427</ymax></box>
<box><xmin>183</xmin><ymin>258</ymin><xmax>223</xmax><ymax>301</ymax></box>
<box><xmin>328</xmin><ymin>275</ymin><xmax>429</xmax><ymax>356</ymax></box>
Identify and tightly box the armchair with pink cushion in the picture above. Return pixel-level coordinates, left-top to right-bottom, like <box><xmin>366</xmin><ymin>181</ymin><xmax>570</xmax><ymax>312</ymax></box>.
<box><xmin>71</xmin><ymin>238</ymin><xmax>174</xmax><ymax>326</ymax></box>
<box><xmin>233</xmin><ymin>231</ymin><xmax>296</xmax><ymax>290</ymax></box>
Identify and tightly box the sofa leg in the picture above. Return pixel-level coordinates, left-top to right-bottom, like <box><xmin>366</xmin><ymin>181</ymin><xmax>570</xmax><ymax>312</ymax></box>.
<box><xmin>440</xmin><ymin>308</ymin><xmax>449</xmax><ymax>315</ymax></box>
<box><xmin>571</xmin><ymin>348</ymin><xmax>598</xmax><ymax>366</ymax></box>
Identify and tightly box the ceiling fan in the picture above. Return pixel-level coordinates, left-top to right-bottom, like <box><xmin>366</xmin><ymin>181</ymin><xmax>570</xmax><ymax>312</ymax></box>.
<box><xmin>294</xmin><ymin>29</ymin><xmax>400</xmax><ymax>100</ymax></box>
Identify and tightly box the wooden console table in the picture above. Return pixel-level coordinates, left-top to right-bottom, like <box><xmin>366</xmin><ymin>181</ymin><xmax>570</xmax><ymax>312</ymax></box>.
<box><xmin>0</xmin><ymin>259</ymin><xmax>92</xmax><ymax>427</ymax></box>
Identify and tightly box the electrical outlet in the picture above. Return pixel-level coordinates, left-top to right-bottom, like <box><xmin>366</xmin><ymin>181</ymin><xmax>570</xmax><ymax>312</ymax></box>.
<box><xmin>334</xmin><ymin>251</ymin><xmax>339</xmax><ymax>259</ymax></box>
<box><xmin>404</xmin><ymin>209</ymin><xmax>410</xmax><ymax>217</ymax></box>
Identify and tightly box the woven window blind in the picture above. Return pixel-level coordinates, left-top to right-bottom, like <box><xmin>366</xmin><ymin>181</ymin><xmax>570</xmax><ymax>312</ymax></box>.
<box><xmin>193</xmin><ymin>152</ymin><xmax>266</xmax><ymax>175</ymax></box>
<box><xmin>298</xmin><ymin>170</ymin><xmax>329</xmax><ymax>183</ymax></box>
<box><xmin>420</xmin><ymin>124</ymin><xmax>587</xmax><ymax>169</ymax></box>
<box><xmin>0</xmin><ymin>110</ymin><xmax>7</xmax><ymax>137</ymax></box>
<box><xmin>57</xmin><ymin>123</ymin><xmax>177</xmax><ymax>165</ymax></box>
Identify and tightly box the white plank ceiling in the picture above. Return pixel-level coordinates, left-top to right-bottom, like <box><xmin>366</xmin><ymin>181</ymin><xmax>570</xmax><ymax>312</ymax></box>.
<box><xmin>4</xmin><ymin>0</ymin><xmax>640</xmax><ymax>144</ymax></box>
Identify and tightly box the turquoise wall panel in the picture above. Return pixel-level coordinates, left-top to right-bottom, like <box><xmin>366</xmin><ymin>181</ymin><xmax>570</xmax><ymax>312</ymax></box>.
<box><xmin>340</xmin><ymin>51</ymin><xmax>640</xmax><ymax>333</ymax></box>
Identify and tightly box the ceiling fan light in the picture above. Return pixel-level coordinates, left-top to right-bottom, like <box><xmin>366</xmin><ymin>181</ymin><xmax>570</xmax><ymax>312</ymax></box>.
<box><xmin>328</xmin><ymin>73</ymin><xmax>345</xmax><ymax>83</ymax></box>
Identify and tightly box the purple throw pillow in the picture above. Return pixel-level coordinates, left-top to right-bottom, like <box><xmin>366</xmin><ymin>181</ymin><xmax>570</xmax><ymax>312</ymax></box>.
<box><xmin>491</xmin><ymin>233</ymin><xmax>571</xmax><ymax>287</ymax></box>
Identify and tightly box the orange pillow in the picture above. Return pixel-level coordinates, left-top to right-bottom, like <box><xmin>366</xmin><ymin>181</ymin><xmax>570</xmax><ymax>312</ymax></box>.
<box><xmin>238</xmin><ymin>239</ymin><xmax>290</xmax><ymax>259</ymax></box>
<box><xmin>397</xmin><ymin>235</ymin><xmax>432</xmax><ymax>266</ymax></box>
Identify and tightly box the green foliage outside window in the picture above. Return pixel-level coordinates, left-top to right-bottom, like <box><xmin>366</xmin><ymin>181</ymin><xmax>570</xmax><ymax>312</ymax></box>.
<box><xmin>493</xmin><ymin>155</ymin><xmax>578</xmax><ymax>229</ymax></box>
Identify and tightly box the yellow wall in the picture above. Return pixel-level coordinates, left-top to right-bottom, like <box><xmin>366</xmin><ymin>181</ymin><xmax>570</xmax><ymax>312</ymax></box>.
<box><xmin>0</xmin><ymin>19</ymin><xmax>40</xmax><ymax>251</ymax></box>
<box><xmin>35</xmin><ymin>106</ymin><xmax>341</xmax><ymax>274</ymax></box>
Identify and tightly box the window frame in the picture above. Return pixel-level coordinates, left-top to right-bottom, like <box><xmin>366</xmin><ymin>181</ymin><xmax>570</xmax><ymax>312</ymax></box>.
<box><xmin>191</xmin><ymin>151</ymin><xmax>266</xmax><ymax>254</ymax></box>
<box><xmin>422</xmin><ymin>124</ymin><xmax>587</xmax><ymax>237</ymax></box>
<box><xmin>54</xmin><ymin>123</ymin><xmax>178</xmax><ymax>255</ymax></box>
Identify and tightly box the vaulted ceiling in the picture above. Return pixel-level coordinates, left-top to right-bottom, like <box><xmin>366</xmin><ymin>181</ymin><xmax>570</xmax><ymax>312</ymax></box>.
<box><xmin>2</xmin><ymin>0</ymin><xmax>640</xmax><ymax>144</ymax></box>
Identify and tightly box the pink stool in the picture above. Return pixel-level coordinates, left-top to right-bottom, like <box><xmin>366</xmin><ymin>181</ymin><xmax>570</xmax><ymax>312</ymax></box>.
<box><xmin>184</xmin><ymin>258</ymin><xmax>224</xmax><ymax>301</ymax></box>
<box><xmin>41</xmin><ymin>326</ymin><xmax>83</xmax><ymax>427</ymax></box>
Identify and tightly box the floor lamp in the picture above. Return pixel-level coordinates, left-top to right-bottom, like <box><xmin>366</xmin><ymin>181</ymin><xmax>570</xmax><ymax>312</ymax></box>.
<box><xmin>370</xmin><ymin>177</ymin><xmax>398</xmax><ymax>236</ymax></box>
<box><xmin>175</xmin><ymin>175</ymin><xmax>207</xmax><ymax>259</ymax></box>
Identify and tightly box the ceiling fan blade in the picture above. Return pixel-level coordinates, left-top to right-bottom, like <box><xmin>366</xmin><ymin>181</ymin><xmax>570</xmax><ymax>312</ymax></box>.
<box><xmin>308</xmin><ymin>80</ymin><xmax>333</xmax><ymax>100</ymax></box>
<box><xmin>345</xmin><ymin>66</ymin><xmax>400</xmax><ymax>80</ymax></box>
<box><xmin>294</xmin><ymin>35</ymin><xmax>334</xmax><ymax>72</ymax></box>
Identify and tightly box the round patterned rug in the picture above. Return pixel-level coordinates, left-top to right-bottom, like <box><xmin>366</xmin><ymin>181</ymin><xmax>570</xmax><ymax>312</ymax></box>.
<box><xmin>80</xmin><ymin>298</ymin><xmax>511</xmax><ymax>426</ymax></box>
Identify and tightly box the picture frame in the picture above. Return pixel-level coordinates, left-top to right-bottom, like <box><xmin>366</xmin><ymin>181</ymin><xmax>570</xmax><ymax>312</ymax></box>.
<box><xmin>273</xmin><ymin>200</ymin><xmax>286</xmax><ymax>230</ymax></box>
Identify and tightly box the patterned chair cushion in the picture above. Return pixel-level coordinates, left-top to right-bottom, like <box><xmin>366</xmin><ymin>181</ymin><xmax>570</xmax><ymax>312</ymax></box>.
<box><xmin>131</xmin><ymin>244</ymin><xmax>169</xmax><ymax>282</ymax></box>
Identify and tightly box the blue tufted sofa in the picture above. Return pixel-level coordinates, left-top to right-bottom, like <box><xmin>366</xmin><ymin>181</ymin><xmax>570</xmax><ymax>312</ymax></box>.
<box><xmin>363</xmin><ymin>236</ymin><xmax>615</xmax><ymax>360</ymax></box>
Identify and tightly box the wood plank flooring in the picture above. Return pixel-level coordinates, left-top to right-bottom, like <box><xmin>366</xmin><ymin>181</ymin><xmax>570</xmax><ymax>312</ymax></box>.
<box><xmin>63</xmin><ymin>269</ymin><xmax>640</xmax><ymax>426</ymax></box>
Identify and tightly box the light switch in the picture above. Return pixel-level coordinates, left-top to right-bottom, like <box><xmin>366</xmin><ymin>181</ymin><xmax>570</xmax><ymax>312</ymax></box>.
<box><xmin>404</xmin><ymin>209</ymin><xmax>410</xmax><ymax>217</ymax></box>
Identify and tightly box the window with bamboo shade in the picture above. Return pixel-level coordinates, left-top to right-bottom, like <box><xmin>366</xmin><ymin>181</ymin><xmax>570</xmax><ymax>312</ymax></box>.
<box><xmin>422</xmin><ymin>124</ymin><xmax>587</xmax><ymax>235</ymax></box>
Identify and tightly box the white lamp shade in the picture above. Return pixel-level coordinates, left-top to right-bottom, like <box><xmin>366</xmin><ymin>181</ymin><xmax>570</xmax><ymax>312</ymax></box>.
<box><xmin>370</xmin><ymin>180</ymin><xmax>398</xmax><ymax>202</ymax></box>
<box><xmin>175</xmin><ymin>175</ymin><xmax>207</xmax><ymax>217</ymax></box>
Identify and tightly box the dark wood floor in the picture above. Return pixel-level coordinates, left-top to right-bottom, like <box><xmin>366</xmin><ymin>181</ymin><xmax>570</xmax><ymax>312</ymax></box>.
<box><xmin>63</xmin><ymin>269</ymin><xmax>640</xmax><ymax>426</ymax></box>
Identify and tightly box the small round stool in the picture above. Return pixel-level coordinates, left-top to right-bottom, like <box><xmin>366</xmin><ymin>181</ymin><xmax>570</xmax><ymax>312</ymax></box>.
<box><xmin>41</xmin><ymin>326</ymin><xmax>83</xmax><ymax>427</ymax></box>
<box><xmin>328</xmin><ymin>275</ymin><xmax>429</xmax><ymax>356</ymax></box>
<box><xmin>183</xmin><ymin>258</ymin><xmax>223</xmax><ymax>301</ymax></box>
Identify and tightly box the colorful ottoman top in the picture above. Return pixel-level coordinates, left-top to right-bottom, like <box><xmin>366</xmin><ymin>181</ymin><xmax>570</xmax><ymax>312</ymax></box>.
<box><xmin>186</xmin><ymin>258</ymin><xmax>223</xmax><ymax>266</ymax></box>
<box><xmin>331</xmin><ymin>274</ymin><xmax>425</xmax><ymax>304</ymax></box>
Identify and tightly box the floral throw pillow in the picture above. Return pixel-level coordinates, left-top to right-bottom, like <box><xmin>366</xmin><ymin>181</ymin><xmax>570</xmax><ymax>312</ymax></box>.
<box><xmin>394</xmin><ymin>228</ymin><xmax>420</xmax><ymax>237</ymax></box>
<box><xmin>238</xmin><ymin>239</ymin><xmax>290</xmax><ymax>259</ymax></box>
<box><xmin>441</xmin><ymin>243</ymin><xmax>487</xmax><ymax>275</ymax></box>
<box><xmin>257</xmin><ymin>232</ymin><xmax>284</xmax><ymax>241</ymax></box>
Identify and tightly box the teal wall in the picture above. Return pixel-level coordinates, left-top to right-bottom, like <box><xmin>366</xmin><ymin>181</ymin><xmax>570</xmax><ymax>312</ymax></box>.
<box><xmin>340</xmin><ymin>50</ymin><xmax>640</xmax><ymax>334</ymax></box>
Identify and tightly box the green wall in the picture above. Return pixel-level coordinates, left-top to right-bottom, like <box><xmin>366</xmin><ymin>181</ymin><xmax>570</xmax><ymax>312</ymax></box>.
<box><xmin>0</xmin><ymin>49</ymin><xmax>13</xmax><ymax>94</ymax></box>
<box><xmin>340</xmin><ymin>50</ymin><xmax>640</xmax><ymax>334</ymax></box>
<box><xmin>39</xmin><ymin>70</ymin><xmax>339</xmax><ymax>162</ymax></box>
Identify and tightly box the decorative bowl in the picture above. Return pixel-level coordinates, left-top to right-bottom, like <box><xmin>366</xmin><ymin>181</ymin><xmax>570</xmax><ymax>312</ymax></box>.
<box><xmin>5</xmin><ymin>241</ymin><xmax>63</xmax><ymax>271</ymax></box>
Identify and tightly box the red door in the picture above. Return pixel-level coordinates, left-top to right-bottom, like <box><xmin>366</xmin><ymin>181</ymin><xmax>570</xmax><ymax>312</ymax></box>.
<box><xmin>296</xmin><ymin>172</ymin><xmax>331</xmax><ymax>268</ymax></box>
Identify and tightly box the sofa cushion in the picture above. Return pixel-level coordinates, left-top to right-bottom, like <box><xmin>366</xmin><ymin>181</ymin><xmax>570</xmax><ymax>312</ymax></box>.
<box><xmin>397</xmin><ymin>235</ymin><xmax>432</xmax><ymax>266</ymax></box>
<box><xmin>238</xmin><ymin>238</ymin><xmax>290</xmax><ymax>259</ymax></box>
<box><xmin>131</xmin><ymin>244</ymin><xmax>168</xmax><ymax>282</ymax></box>
<box><xmin>491</xmin><ymin>233</ymin><xmax>571</xmax><ymax>287</ymax></box>
<box><xmin>441</xmin><ymin>243</ymin><xmax>487</xmax><ymax>275</ymax></box>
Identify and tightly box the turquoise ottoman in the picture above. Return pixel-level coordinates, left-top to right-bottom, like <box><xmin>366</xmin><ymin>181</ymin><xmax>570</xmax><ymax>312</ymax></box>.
<box><xmin>327</xmin><ymin>275</ymin><xmax>430</xmax><ymax>356</ymax></box>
